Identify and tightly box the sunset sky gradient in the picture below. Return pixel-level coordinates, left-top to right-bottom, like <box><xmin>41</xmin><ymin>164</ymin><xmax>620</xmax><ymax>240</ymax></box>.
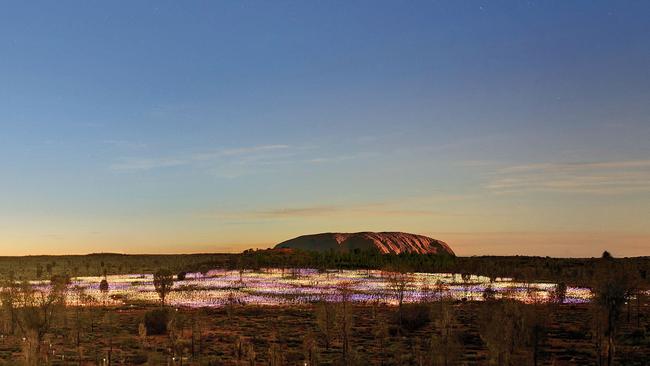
<box><xmin>1</xmin><ymin>1</ymin><xmax>649</xmax><ymax>256</ymax></box>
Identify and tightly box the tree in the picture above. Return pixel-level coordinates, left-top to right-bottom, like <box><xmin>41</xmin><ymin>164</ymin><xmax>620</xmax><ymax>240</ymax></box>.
<box><xmin>103</xmin><ymin>311</ymin><xmax>118</xmax><ymax>365</ymax></box>
<box><xmin>434</xmin><ymin>279</ymin><xmax>448</xmax><ymax>311</ymax></box>
<box><xmin>384</xmin><ymin>270</ymin><xmax>413</xmax><ymax>328</ymax></box>
<box><xmin>71</xmin><ymin>285</ymin><xmax>90</xmax><ymax>365</ymax></box>
<box><xmin>302</xmin><ymin>330</ymin><xmax>319</xmax><ymax>366</ymax></box>
<box><xmin>99</xmin><ymin>278</ymin><xmax>110</xmax><ymax>306</ymax></box>
<box><xmin>373</xmin><ymin>320</ymin><xmax>389</xmax><ymax>366</ymax></box>
<box><xmin>177</xmin><ymin>272</ymin><xmax>187</xmax><ymax>281</ymax></box>
<box><xmin>482</xmin><ymin>285</ymin><xmax>497</xmax><ymax>302</ymax></box>
<box><xmin>153</xmin><ymin>269</ymin><xmax>174</xmax><ymax>307</ymax></box>
<box><xmin>592</xmin><ymin>255</ymin><xmax>630</xmax><ymax>366</ymax></box>
<box><xmin>99</xmin><ymin>279</ymin><xmax>109</xmax><ymax>293</ymax></box>
<box><xmin>268</xmin><ymin>343</ymin><xmax>284</xmax><ymax>366</ymax></box>
<box><xmin>550</xmin><ymin>282</ymin><xmax>567</xmax><ymax>304</ymax></box>
<box><xmin>478</xmin><ymin>300</ymin><xmax>523</xmax><ymax>365</ymax></box>
<box><xmin>523</xmin><ymin>304</ymin><xmax>548</xmax><ymax>366</ymax></box>
<box><xmin>461</xmin><ymin>272</ymin><xmax>472</xmax><ymax>299</ymax></box>
<box><xmin>15</xmin><ymin>277</ymin><xmax>68</xmax><ymax>365</ymax></box>
<box><xmin>315</xmin><ymin>300</ymin><xmax>336</xmax><ymax>350</ymax></box>
<box><xmin>316</xmin><ymin>299</ymin><xmax>336</xmax><ymax>351</ymax></box>
<box><xmin>430</xmin><ymin>302</ymin><xmax>460</xmax><ymax>366</ymax></box>
<box><xmin>0</xmin><ymin>276</ymin><xmax>19</xmax><ymax>335</ymax></box>
<box><xmin>336</xmin><ymin>281</ymin><xmax>355</xmax><ymax>364</ymax></box>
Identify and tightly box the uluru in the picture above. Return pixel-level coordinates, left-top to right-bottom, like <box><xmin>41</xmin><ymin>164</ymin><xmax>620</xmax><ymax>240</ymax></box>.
<box><xmin>275</xmin><ymin>232</ymin><xmax>455</xmax><ymax>256</ymax></box>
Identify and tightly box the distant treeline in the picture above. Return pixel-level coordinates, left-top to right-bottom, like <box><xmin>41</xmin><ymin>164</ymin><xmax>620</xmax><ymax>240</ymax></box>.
<box><xmin>0</xmin><ymin>253</ymin><xmax>229</xmax><ymax>281</ymax></box>
<box><xmin>195</xmin><ymin>248</ymin><xmax>650</xmax><ymax>288</ymax></box>
<box><xmin>1</xmin><ymin>249</ymin><xmax>649</xmax><ymax>288</ymax></box>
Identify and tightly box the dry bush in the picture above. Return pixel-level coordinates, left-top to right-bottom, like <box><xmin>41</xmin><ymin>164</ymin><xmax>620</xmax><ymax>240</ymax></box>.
<box><xmin>143</xmin><ymin>308</ymin><xmax>172</xmax><ymax>335</ymax></box>
<box><xmin>399</xmin><ymin>303</ymin><xmax>431</xmax><ymax>332</ymax></box>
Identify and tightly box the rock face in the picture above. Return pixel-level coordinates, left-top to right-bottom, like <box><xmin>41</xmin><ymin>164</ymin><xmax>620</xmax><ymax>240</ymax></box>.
<box><xmin>275</xmin><ymin>232</ymin><xmax>455</xmax><ymax>256</ymax></box>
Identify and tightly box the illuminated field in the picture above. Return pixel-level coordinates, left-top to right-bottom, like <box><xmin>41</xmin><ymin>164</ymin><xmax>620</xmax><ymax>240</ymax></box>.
<box><xmin>63</xmin><ymin>269</ymin><xmax>592</xmax><ymax>307</ymax></box>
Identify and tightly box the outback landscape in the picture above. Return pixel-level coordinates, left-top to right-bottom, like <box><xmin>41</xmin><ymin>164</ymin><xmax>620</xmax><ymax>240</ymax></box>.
<box><xmin>0</xmin><ymin>233</ymin><xmax>649</xmax><ymax>365</ymax></box>
<box><xmin>3</xmin><ymin>1</ymin><xmax>650</xmax><ymax>365</ymax></box>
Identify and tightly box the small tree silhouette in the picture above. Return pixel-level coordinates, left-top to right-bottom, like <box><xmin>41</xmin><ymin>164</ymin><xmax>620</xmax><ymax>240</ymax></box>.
<box><xmin>384</xmin><ymin>269</ymin><xmax>413</xmax><ymax>328</ymax></box>
<box><xmin>99</xmin><ymin>279</ymin><xmax>109</xmax><ymax>293</ymax></box>
<box><xmin>99</xmin><ymin>278</ymin><xmax>109</xmax><ymax>306</ymax></box>
<box><xmin>153</xmin><ymin>269</ymin><xmax>174</xmax><ymax>307</ymax></box>
<box><xmin>15</xmin><ymin>276</ymin><xmax>68</xmax><ymax>365</ymax></box>
<box><xmin>550</xmin><ymin>282</ymin><xmax>567</xmax><ymax>304</ymax></box>
<box><xmin>336</xmin><ymin>281</ymin><xmax>355</xmax><ymax>364</ymax></box>
<box><xmin>593</xmin><ymin>253</ymin><xmax>630</xmax><ymax>366</ymax></box>
<box><xmin>315</xmin><ymin>300</ymin><xmax>336</xmax><ymax>350</ymax></box>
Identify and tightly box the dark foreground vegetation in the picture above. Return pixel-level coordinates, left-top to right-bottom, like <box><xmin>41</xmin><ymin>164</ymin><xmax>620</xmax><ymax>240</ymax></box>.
<box><xmin>0</xmin><ymin>251</ymin><xmax>647</xmax><ymax>365</ymax></box>
<box><xmin>0</xmin><ymin>299</ymin><xmax>649</xmax><ymax>365</ymax></box>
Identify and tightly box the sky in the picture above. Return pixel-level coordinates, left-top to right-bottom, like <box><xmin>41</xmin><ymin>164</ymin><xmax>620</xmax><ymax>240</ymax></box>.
<box><xmin>1</xmin><ymin>1</ymin><xmax>649</xmax><ymax>257</ymax></box>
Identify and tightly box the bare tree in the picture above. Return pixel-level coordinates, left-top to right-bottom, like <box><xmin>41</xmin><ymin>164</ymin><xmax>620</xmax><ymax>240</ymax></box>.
<box><xmin>592</xmin><ymin>253</ymin><xmax>630</xmax><ymax>366</ymax></box>
<box><xmin>461</xmin><ymin>272</ymin><xmax>472</xmax><ymax>299</ymax></box>
<box><xmin>479</xmin><ymin>300</ymin><xmax>516</xmax><ymax>365</ymax></box>
<box><xmin>71</xmin><ymin>285</ymin><xmax>90</xmax><ymax>365</ymax></box>
<box><xmin>15</xmin><ymin>276</ymin><xmax>68</xmax><ymax>366</ymax></box>
<box><xmin>0</xmin><ymin>277</ymin><xmax>19</xmax><ymax>335</ymax></box>
<box><xmin>315</xmin><ymin>300</ymin><xmax>336</xmax><ymax>350</ymax></box>
<box><xmin>549</xmin><ymin>282</ymin><xmax>567</xmax><ymax>304</ymax></box>
<box><xmin>523</xmin><ymin>304</ymin><xmax>548</xmax><ymax>366</ymax></box>
<box><xmin>302</xmin><ymin>330</ymin><xmax>320</xmax><ymax>366</ymax></box>
<box><xmin>434</xmin><ymin>279</ymin><xmax>448</xmax><ymax>311</ymax></box>
<box><xmin>103</xmin><ymin>311</ymin><xmax>118</xmax><ymax>365</ymax></box>
<box><xmin>268</xmin><ymin>342</ymin><xmax>284</xmax><ymax>366</ymax></box>
<box><xmin>373</xmin><ymin>320</ymin><xmax>389</xmax><ymax>366</ymax></box>
<box><xmin>336</xmin><ymin>281</ymin><xmax>355</xmax><ymax>365</ymax></box>
<box><xmin>430</xmin><ymin>301</ymin><xmax>460</xmax><ymax>366</ymax></box>
<box><xmin>384</xmin><ymin>270</ymin><xmax>413</xmax><ymax>328</ymax></box>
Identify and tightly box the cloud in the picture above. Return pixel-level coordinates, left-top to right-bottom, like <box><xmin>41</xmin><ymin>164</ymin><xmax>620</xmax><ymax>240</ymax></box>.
<box><xmin>191</xmin><ymin>144</ymin><xmax>290</xmax><ymax>161</ymax></box>
<box><xmin>487</xmin><ymin>159</ymin><xmax>650</xmax><ymax>194</ymax></box>
<box><xmin>201</xmin><ymin>201</ymin><xmax>469</xmax><ymax>222</ymax></box>
<box><xmin>110</xmin><ymin>158</ymin><xmax>187</xmax><ymax>171</ymax></box>
<box><xmin>110</xmin><ymin>143</ymin><xmax>375</xmax><ymax>174</ymax></box>
<box><xmin>306</xmin><ymin>152</ymin><xmax>378</xmax><ymax>164</ymax></box>
<box><xmin>110</xmin><ymin>144</ymin><xmax>291</xmax><ymax>172</ymax></box>
<box><xmin>103</xmin><ymin>140</ymin><xmax>148</xmax><ymax>149</ymax></box>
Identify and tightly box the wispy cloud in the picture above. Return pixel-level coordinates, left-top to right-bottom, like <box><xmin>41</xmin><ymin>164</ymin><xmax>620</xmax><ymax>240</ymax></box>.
<box><xmin>110</xmin><ymin>144</ymin><xmax>291</xmax><ymax>172</ymax></box>
<box><xmin>306</xmin><ymin>151</ymin><xmax>379</xmax><ymax>164</ymax></box>
<box><xmin>103</xmin><ymin>140</ymin><xmax>148</xmax><ymax>149</ymax></box>
<box><xmin>110</xmin><ymin>144</ymin><xmax>376</xmax><ymax>175</ymax></box>
<box><xmin>110</xmin><ymin>157</ymin><xmax>186</xmax><ymax>171</ymax></box>
<box><xmin>201</xmin><ymin>201</ymin><xmax>470</xmax><ymax>222</ymax></box>
<box><xmin>487</xmin><ymin>159</ymin><xmax>650</xmax><ymax>194</ymax></box>
<box><xmin>191</xmin><ymin>144</ymin><xmax>290</xmax><ymax>161</ymax></box>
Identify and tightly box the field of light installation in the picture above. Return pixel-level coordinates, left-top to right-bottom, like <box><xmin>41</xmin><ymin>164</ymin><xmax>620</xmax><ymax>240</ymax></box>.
<box><xmin>60</xmin><ymin>269</ymin><xmax>591</xmax><ymax>307</ymax></box>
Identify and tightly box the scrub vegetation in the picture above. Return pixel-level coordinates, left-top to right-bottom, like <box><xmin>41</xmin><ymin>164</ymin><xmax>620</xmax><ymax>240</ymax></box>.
<box><xmin>0</xmin><ymin>251</ymin><xmax>648</xmax><ymax>365</ymax></box>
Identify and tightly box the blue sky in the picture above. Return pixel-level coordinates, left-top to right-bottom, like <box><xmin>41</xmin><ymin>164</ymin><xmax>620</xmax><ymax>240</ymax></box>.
<box><xmin>1</xmin><ymin>1</ymin><xmax>649</xmax><ymax>256</ymax></box>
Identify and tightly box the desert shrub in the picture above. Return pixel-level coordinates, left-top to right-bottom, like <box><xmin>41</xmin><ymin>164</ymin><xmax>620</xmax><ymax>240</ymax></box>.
<box><xmin>143</xmin><ymin>308</ymin><xmax>172</xmax><ymax>335</ymax></box>
<box><xmin>127</xmin><ymin>352</ymin><xmax>148</xmax><ymax>365</ymax></box>
<box><xmin>630</xmin><ymin>328</ymin><xmax>647</xmax><ymax>344</ymax></box>
<box><xmin>177</xmin><ymin>271</ymin><xmax>187</xmax><ymax>281</ymax></box>
<box><xmin>550</xmin><ymin>282</ymin><xmax>567</xmax><ymax>304</ymax></box>
<box><xmin>99</xmin><ymin>279</ymin><xmax>109</xmax><ymax>293</ymax></box>
<box><xmin>482</xmin><ymin>285</ymin><xmax>497</xmax><ymax>301</ymax></box>
<box><xmin>388</xmin><ymin>325</ymin><xmax>400</xmax><ymax>337</ymax></box>
<box><xmin>399</xmin><ymin>303</ymin><xmax>430</xmax><ymax>331</ymax></box>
